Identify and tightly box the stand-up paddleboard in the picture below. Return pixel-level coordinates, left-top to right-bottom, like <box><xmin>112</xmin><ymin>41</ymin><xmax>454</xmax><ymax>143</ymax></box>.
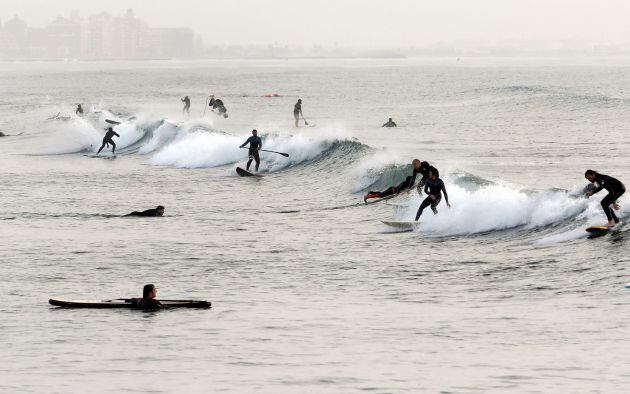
<box><xmin>49</xmin><ymin>298</ymin><xmax>211</xmax><ymax>309</ymax></box>
<box><xmin>105</xmin><ymin>119</ymin><xmax>121</xmax><ymax>125</ymax></box>
<box><xmin>236</xmin><ymin>167</ymin><xmax>264</xmax><ymax>177</ymax></box>
<box><xmin>585</xmin><ymin>225</ymin><xmax>616</xmax><ymax>238</ymax></box>
<box><xmin>382</xmin><ymin>220</ymin><xmax>421</xmax><ymax>229</ymax></box>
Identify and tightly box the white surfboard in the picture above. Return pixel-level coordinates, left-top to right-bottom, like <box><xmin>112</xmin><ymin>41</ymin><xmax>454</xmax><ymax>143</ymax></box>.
<box><xmin>381</xmin><ymin>220</ymin><xmax>421</xmax><ymax>229</ymax></box>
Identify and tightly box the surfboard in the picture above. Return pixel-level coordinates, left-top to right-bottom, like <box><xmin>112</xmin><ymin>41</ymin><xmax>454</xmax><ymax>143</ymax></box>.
<box><xmin>382</xmin><ymin>220</ymin><xmax>421</xmax><ymax>229</ymax></box>
<box><xmin>83</xmin><ymin>154</ymin><xmax>117</xmax><ymax>159</ymax></box>
<box><xmin>585</xmin><ymin>225</ymin><xmax>615</xmax><ymax>238</ymax></box>
<box><xmin>236</xmin><ymin>167</ymin><xmax>263</xmax><ymax>177</ymax></box>
<box><xmin>105</xmin><ymin>119</ymin><xmax>121</xmax><ymax>125</ymax></box>
<box><xmin>49</xmin><ymin>298</ymin><xmax>211</xmax><ymax>309</ymax></box>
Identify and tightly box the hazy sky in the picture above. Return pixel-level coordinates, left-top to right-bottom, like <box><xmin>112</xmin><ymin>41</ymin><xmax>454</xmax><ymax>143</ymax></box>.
<box><xmin>3</xmin><ymin>0</ymin><xmax>630</xmax><ymax>47</ymax></box>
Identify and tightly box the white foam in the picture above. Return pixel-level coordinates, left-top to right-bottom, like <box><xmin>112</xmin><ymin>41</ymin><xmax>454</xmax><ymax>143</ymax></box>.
<box><xmin>390</xmin><ymin>181</ymin><xmax>593</xmax><ymax>236</ymax></box>
<box><xmin>148</xmin><ymin>129</ymin><xmax>356</xmax><ymax>170</ymax></box>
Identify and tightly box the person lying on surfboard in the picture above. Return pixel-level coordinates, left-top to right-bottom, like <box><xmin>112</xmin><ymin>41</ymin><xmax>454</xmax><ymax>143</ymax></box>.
<box><xmin>239</xmin><ymin>129</ymin><xmax>262</xmax><ymax>172</ymax></box>
<box><xmin>131</xmin><ymin>284</ymin><xmax>166</xmax><ymax>310</ymax></box>
<box><xmin>415</xmin><ymin>167</ymin><xmax>450</xmax><ymax>221</ymax></box>
<box><xmin>96</xmin><ymin>127</ymin><xmax>120</xmax><ymax>155</ymax></box>
<box><xmin>584</xmin><ymin>169</ymin><xmax>625</xmax><ymax>227</ymax></box>
<box><xmin>125</xmin><ymin>205</ymin><xmax>165</xmax><ymax>217</ymax></box>
<box><xmin>363</xmin><ymin>159</ymin><xmax>431</xmax><ymax>203</ymax></box>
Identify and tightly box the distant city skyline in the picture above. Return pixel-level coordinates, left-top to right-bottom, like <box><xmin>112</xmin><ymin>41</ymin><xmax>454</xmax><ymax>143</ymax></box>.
<box><xmin>4</xmin><ymin>0</ymin><xmax>630</xmax><ymax>48</ymax></box>
<box><xmin>4</xmin><ymin>6</ymin><xmax>630</xmax><ymax>60</ymax></box>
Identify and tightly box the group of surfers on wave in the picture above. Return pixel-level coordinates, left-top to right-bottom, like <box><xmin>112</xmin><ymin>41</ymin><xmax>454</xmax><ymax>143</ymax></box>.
<box><xmin>363</xmin><ymin>159</ymin><xmax>451</xmax><ymax>221</ymax></box>
<box><xmin>363</xmin><ymin>161</ymin><xmax>625</xmax><ymax>227</ymax></box>
<box><xmin>77</xmin><ymin>102</ymin><xmax>625</xmax><ymax>228</ymax></box>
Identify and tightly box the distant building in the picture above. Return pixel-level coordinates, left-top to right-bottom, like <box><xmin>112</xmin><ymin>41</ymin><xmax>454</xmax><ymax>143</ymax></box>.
<box><xmin>0</xmin><ymin>9</ymin><xmax>198</xmax><ymax>60</ymax></box>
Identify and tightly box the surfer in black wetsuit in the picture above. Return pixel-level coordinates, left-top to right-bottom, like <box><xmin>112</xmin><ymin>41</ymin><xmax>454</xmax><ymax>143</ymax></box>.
<box><xmin>208</xmin><ymin>95</ymin><xmax>227</xmax><ymax>117</ymax></box>
<box><xmin>97</xmin><ymin>127</ymin><xmax>120</xmax><ymax>155</ymax></box>
<box><xmin>382</xmin><ymin>118</ymin><xmax>397</xmax><ymax>127</ymax></box>
<box><xmin>363</xmin><ymin>159</ymin><xmax>431</xmax><ymax>202</ymax></box>
<box><xmin>239</xmin><ymin>129</ymin><xmax>262</xmax><ymax>172</ymax></box>
<box><xmin>75</xmin><ymin>104</ymin><xmax>83</xmax><ymax>115</ymax></box>
<box><xmin>294</xmin><ymin>99</ymin><xmax>303</xmax><ymax>127</ymax></box>
<box><xmin>126</xmin><ymin>205</ymin><xmax>165</xmax><ymax>217</ymax></box>
<box><xmin>415</xmin><ymin>167</ymin><xmax>450</xmax><ymax>221</ymax></box>
<box><xmin>132</xmin><ymin>284</ymin><xmax>166</xmax><ymax>310</ymax></box>
<box><xmin>584</xmin><ymin>169</ymin><xmax>625</xmax><ymax>227</ymax></box>
<box><xmin>181</xmin><ymin>96</ymin><xmax>190</xmax><ymax>115</ymax></box>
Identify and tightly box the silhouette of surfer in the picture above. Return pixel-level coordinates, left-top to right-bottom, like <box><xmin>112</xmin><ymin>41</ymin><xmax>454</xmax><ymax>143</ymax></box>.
<box><xmin>382</xmin><ymin>118</ymin><xmax>397</xmax><ymax>127</ymax></box>
<box><xmin>181</xmin><ymin>96</ymin><xmax>190</xmax><ymax>115</ymax></box>
<box><xmin>97</xmin><ymin>127</ymin><xmax>120</xmax><ymax>155</ymax></box>
<box><xmin>125</xmin><ymin>205</ymin><xmax>165</xmax><ymax>217</ymax></box>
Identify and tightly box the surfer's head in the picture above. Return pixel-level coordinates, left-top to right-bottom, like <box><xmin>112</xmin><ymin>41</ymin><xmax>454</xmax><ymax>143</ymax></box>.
<box><xmin>252</xmin><ymin>129</ymin><xmax>257</xmax><ymax>136</ymax></box>
<box><xmin>389</xmin><ymin>118</ymin><xmax>393</xmax><ymax>121</ymax></box>
<box><xmin>156</xmin><ymin>206</ymin><xmax>165</xmax><ymax>216</ymax></box>
<box><xmin>297</xmin><ymin>99</ymin><xmax>302</xmax><ymax>103</ymax></box>
<box><xmin>412</xmin><ymin>159</ymin><xmax>421</xmax><ymax>169</ymax></box>
<box><xmin>585</xmin><ymin>169</ymin><xmax>597</xmax><ymax>182</ymax></box>
<box><xmin>143</xmin><ymin>284</ymin><xmax>157</xmax><ymax>299</ymax></box>
<box><xmin>429</xmin><ymin>167</ymin><xmax>439</xmax><ymax>179</ymax></box>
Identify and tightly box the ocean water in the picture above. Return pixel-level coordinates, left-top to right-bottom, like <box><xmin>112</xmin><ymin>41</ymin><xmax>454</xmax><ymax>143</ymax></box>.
<box><xmin>0</xmin><ymin>58</ymin><xmax>629</xmax><ymax>393</ymax></box>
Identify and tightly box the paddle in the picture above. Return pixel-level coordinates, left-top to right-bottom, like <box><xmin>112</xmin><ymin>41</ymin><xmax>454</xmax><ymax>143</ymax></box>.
<box><xmin>302</xmin><ymin>116</ymin><xmax>309</xmax><ymax>126</ymax></box>
<box><xmin>240</xmin><ymin>147</ymin><xmax>289</xmax><ymax>157</ymax></box>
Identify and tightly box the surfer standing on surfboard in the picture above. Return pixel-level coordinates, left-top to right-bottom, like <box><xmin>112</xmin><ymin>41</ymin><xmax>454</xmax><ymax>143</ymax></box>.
<box><xmin>415</xmin><ymin>167</ymin><xmax>450</xmax><ymax>221</ymax></box>
<box><xmin>96</xmin><ymin>127</ymin><xmax>120</xmax><ymax>155</ymax></box>
<box><xmin>364</xmin><ymin>159</ymin><xmax>430</xmax><ymax>203</ymax></box>
<box><xmin>239</xmin><ymin>129</ymin><xmax>262</xmax><ymax>172</ymax></box>
<box><xmin>584</xmin><ymin>169</ymin><xmax>625</xmax><ymax>227</ymax></box>
<box><xmin>294</xmin><ymin>99</ymin><xmax>304</xmax><ymax>127</ymax></box>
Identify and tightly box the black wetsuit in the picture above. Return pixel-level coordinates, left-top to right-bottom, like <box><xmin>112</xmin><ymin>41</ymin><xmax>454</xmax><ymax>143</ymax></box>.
<box><xmin>182</xmin><ymin>97</ymin><xmax>190</xmax><ymax>114</ymax></box>
<box><xmin>76</xmin><ymin>105</ymin><xmax>83</xmax><ymax>115</ymax></box>
<box><xmin>97</xmin><ymin>130</ymin><xmax>120</xmax><ymax>154</ymax></box>
<box><xmin>240</xmin><ymin>135</ymin><xmax>262</xmax><ymax>171</ymax></box>
<box><xmin>591</xmin><ymin>174</ymin><xmax>626</xmax><ymax>223</ymax></box>
<box><xmin>367</xmin><ymin>176</ymin><xmax>413</xmax><ymax>199</ymax></box>
<box><xmin>382</xmin><ymin>120</ymin><xmax>397</xmax><ymax>127</ymax></box>
<box><xmin>411</xmin><ymin>162</ymin><xmax>431</xmax><ymax>190</ymax></box>
<box><xmin>209</xmin><ymin>98</ymin><xmax>227</xmax><ymax>115</ymax></box>
<box><xmin>294</xmin><ymin>102</ymin><xmax>302</xmax><ymax>120</ymax></box>
<box><xmin>131</xmin><ymin>298</ymin><xmax>166</xmax><ymax>310</ymax></box>
<box><xmin>416</xmin><ymin>177</ymin><xmax>449</xmax><ymax>220</ymax></box>
<box><xmin>367</xmin><ymin>162</ymin><xmax>431</xmax><ymax>199</ymax></box>
<box><xmin>126</xmin><ymin>208</ymin><xmax>163</xmax><ymax>217</ymax></box>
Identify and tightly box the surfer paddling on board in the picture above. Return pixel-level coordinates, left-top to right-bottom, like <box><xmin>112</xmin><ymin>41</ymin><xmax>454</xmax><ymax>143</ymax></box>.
<box><xmin>415</xmin><ymin>167</ymin><xmax>450</xmax><ymax>221</ymax></box>
<box><xmin>96</xmin><ymin>127</ymin><xmax>120</xmax><ymax>155</ymax></box>
<box><xmin>584</xmin><ymin>169</ymin><xmax>625</xmax><ymax>227</ymax></box>
<box><xmin>132</xmin><ymin>284</ymin><xmax>166</xmax><ymax>310</ymax></box>
<box><xmin>364</xmin><ymin>159</ymin><xmax>431</xmax><ymax>203</ymax></box>
<box><xmin>181</xmin><ymin>96</ymin><xmax>190</xmax><ymax>115</ymax></box>
<box><xmin>125</xmin><ymin>205</ymin><xmax>165</xmax><ymax>217</ymax></box>
<box><xmin>382</xmin><ymin>118</ymin><xmax>397</xmax><ymax>127</ymax></box>
<box><xmin>240</xmin><ymin>129</ymin><xmax>262</xmax><ymax>172</ymax></box>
